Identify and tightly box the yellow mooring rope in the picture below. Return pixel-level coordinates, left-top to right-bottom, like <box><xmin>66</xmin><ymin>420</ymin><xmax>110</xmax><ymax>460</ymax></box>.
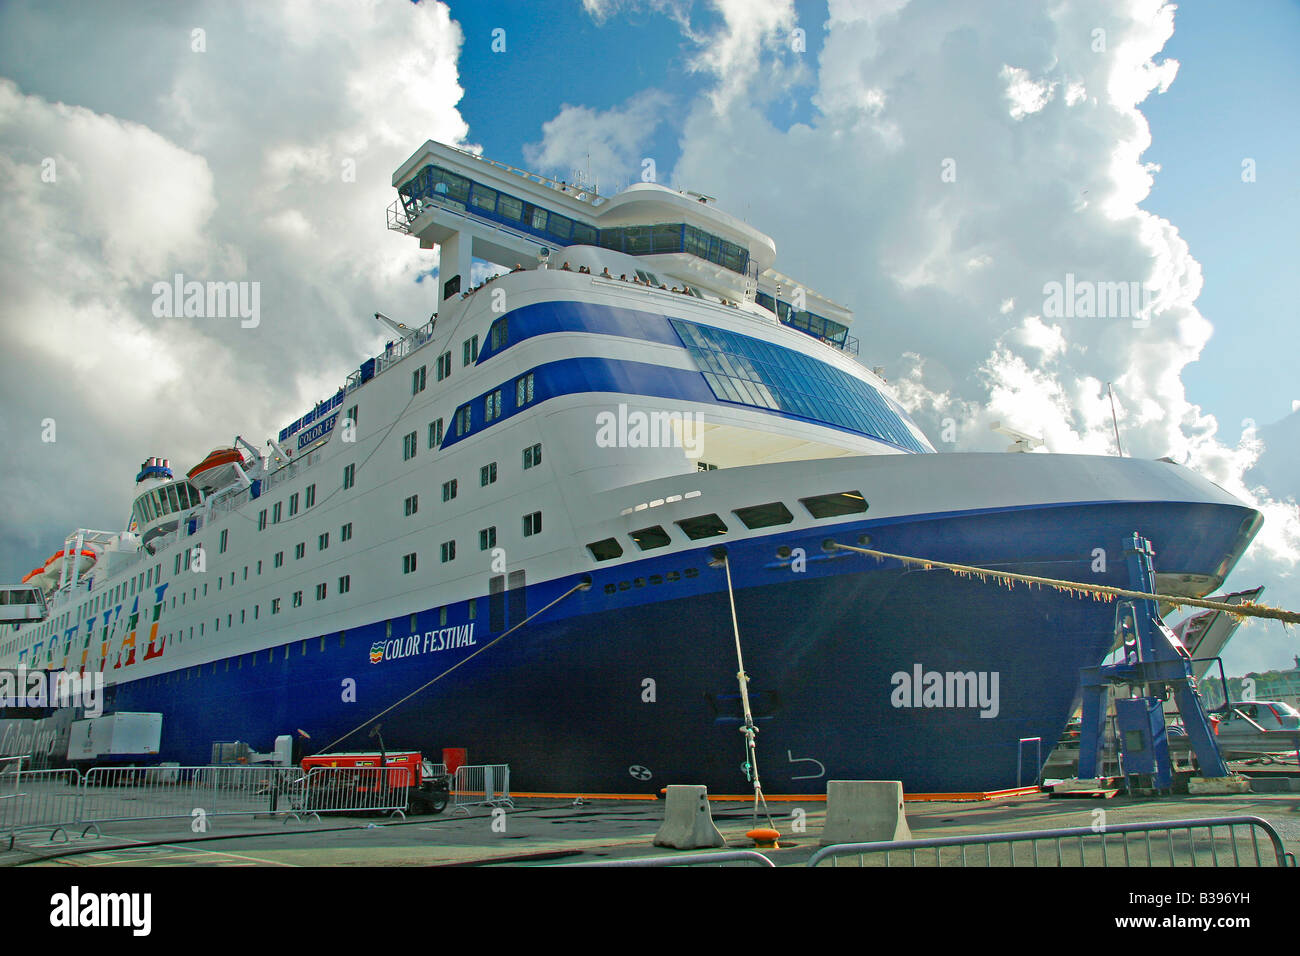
<box><xmin>827</xmin><ymin>542</ymin><xmax>1300</xmax><ymax>626</ymax></box>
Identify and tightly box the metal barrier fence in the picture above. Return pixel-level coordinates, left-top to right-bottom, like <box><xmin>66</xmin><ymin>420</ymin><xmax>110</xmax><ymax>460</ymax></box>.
<box><xmin>1</xmin><ymin>768</ymin><xmax>83</xmax><ymax>849</ymax></box>
<box><xmin>808</xmin><ymin>815</ymin><xmax>1296</xmax><ymax>868</ymax></box>
<box><xmin>451</xmin><ymin>764</ymin><xmax>513</xmax><ymax>815</ymax></box>
<box><xmin>80</xmin><ymin>765</ymin><xmax>307</xmax><ymax>827</ymax></box>
<box><xmin>294</xmin><ymin>765</ymin><xmax>413</xmax><ymax>818</ymax></box>
<box><xmin>564</xmin><ymin>850</ymin><xmax>776</xmax><ymax>867</ymax></box>
<box><xmin>1</xmin><ymin>763</ymin><xmax>430</xmax><ymax>847</ymax></box>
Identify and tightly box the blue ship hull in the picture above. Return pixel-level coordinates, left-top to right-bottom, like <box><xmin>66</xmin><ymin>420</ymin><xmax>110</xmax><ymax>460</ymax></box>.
<box><xmin>102</xmin><ymin>498</ymin><xmax>1257</xmax><ymax>794</ymax></box>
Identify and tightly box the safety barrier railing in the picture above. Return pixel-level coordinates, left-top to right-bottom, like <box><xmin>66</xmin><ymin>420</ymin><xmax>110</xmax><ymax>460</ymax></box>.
<box><xmin>79</xmin><ymin>765</ymin><xmax>306</xmax><ymax>827</ymax></box>
<box><xmin>563</xmin><ymin>850</ymin><xmax>775</xmax><ymax>867</ymax></box>
<box><xmin>1</xmin><ymin>768</ymin><xmax>83</xmax><ymax>849</ymax></box>
<box><xmin>808</xmin><ymin>815</ymin><xmax>1296</xmax><ymax>868</ymax></box>
<box><xmin>451</xmin><ymin>764</ymin><xmax>513</xmax><ymax>815</ymax></box>
<box><xmin>293</xmin><ymin>765</ymin><xmax>413</xmax><ymax>818</ymax></box>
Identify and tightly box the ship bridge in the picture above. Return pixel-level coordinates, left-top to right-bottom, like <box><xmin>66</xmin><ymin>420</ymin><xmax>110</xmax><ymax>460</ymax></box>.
<box><xmin>387</xmin><ymin>141</ymin><xmax>856</xmax><ymax>353</ymax></box>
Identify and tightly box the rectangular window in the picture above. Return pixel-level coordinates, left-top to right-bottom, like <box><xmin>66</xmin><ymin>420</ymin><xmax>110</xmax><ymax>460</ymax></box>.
<box><xmin>293</xmin><ymin>590</ymin><xmax>303</xmax><ymax>608</ymax></box>
<box><xmin>515</xmin><ymin>372</ymin><xmax>535</xmax><ymax>406</ymax></box>
<box><xmin>273</xmin><ymin>502</ymin><xmax>282</xmax><ymax>523</ymax></box>
<box><xmin>732</xmin><ymin>501</ymin><xmax>794</xmax><ymax>529</ymax></box>
<box><xmin>274</xmin><ymin>551</ymin><xmax>284</xmax><ymax>568</ymax></box>
<box><xmin>469</xmin><ymin>183</ymin><xmax>496</xmax><ymax>213</ymax></box>
<box><xmin>404</xmin><ymin>494</ymin><xmax>419</xmax><ymax>517</ymax></box>
<box><xmin>338</xmin><ymin>574</ymin><xmax>351</xmax><ymax>594</ymax></box>
<box><xmin>479</xmin><ymin>527</ymin><xmax>497</xmax><ymax>551</ymax></box>
<box><xmin>413</xmin><ymin>365</ymin><xmax>427</xmax><ymax>394</ymax></box>
<box><xmin>441</xmin><ymin>540</ymin><xmax>456</xmax><ymax>563</ymax></box>
<box><xmin>799</xmin><ymin>490</ymin><xmax>868</xmax><ymax>519</ymax></box>
<box><xmin>258</xmin><ymin>509</ymin><xmax>267</xmax><ymax>531</ymax></box>
<box><xmin>316</xmin><ymin>583</ymin><xmax>327</xmax><ymax>601</ymax></box>
<box><xmin>497</xmin><ymin>194</ymin><xmax>522</xmax><ymax>221</ymax></box>
<box><xmin>305</xmin><ymin>484</ymin><xmax>316</xmax><ymax>508</ymax></box>
<box><xmin>462</xmin><ymin>335</ymin><xmax>479</xmax><ymax>367</ymax></box>
<box><xmin>485</xmin><ymin>389</ymin><xmax>503</xmax><ymax>422</ymax></box>
<box><xmin>489</xmin><ymin>318</ymin><xmax>509</xmax><ymax>350</ymax></box>
<box><xmin>436</xmin><ymin>351</ymin><xmax>452</xmax><ymax>381</ymax></box>
<box><xmin>343</xmin><ymin>463</ymin><xmax>355</xmax><ymax>490</ymax></box>
<box><xmin>403</xmin><ymin>432</ymin><xmax>417</xmax><ymax>461</ymax></box>
<box><xmin>346</xmin><ymin>405</ymin><xmax>358</xmax><ymax>427</ymax></box>
<box><xmin>479</xmin><ymin>462</ymin><xmax>497</xmax><ymax>486</ymax></box>
<box><xmin>402</xmin><ymin>553</ymin><xmax>417</xmax><ymax>574</ymax></box>
<box><xmin>523</xmin><ymin>511</ymin><xmax>542</xmax><ymax>537</ymax></box>
<box><xmin>217</xmin><ymin>529</ymin><xmax>228</xmax><ymax>554</ymax></box>
<box><xmin>428</xmin><ymin>418</ymin><xmax>444</xmax><ymax>450</ymax></box>
<box><xmin>455</xmin><ymin>405</ymin><xmax>471</xmax><ymax>436</ymax></box>
<box><xmin>442</xmin><ymin>479</ymin><xmax>458</xmax><ymax>502</ymax></box>
<box><xmin>341</xmin><ymin>522</ymin><xmax>353</xmax><ymax>542</ymax></box>
<box><xmin>523</xmin><ymin>443</ymin><xmax>542</xmax><ymax>469</ymax></box>
<box><xmin>586</xmin><ymin>538</ymin><xmax>623</xmax><ymax>561</ymax></box>
<box><xmin>318</xmin><ymin>532</ymin><xmax>329</xmax><ymax>551</ymax></box>
<box><xmin>288</xmin><ymin>492</ymin><xmax>299</xmax><ymax>516</ymax></box>
<box><xmin>272</xmin><ymin>598</ymin><xmax>281</xmax><ymax>615</ymax></box>
<box><xmin>295</xmin><ymin>543</ymin><xmax>305</xmax><ymax>560</ymax></box>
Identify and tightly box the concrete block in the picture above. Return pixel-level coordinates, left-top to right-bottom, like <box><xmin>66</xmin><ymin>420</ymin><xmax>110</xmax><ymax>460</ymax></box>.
<box><xmin>820</xmin><ymin>780</ymin><xmax>911</xmax><ymax>847</ymax></box>
<box><xmin>653</xmin><ymin>785</ymin><xmax>725</xmax><ymax>850</ymax></box>
<box><xmin>1188</xmin><ymin>775</ymin><xmax>1252</xmax><ymax>795</ymax></box>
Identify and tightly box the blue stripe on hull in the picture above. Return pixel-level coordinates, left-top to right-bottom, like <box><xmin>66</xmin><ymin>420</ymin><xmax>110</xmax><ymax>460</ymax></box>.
<box><xmin>104</xmin><ymin>498</ymin><xmax>1256</xmax><ymax>794</ymax></box>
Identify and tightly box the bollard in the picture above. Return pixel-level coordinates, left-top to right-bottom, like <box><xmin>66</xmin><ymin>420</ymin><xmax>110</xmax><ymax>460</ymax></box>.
<box><xmin>819</xmin><ymin>780</ymin><xmax>912</xmax><ymax>847</ymax></box>
<box><xmin>653</xmin><ymin>785</ymin><xmax>725</xmax><ymax>850</ymax></box>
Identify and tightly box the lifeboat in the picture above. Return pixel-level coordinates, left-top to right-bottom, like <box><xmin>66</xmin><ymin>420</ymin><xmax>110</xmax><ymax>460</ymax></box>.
<box><xmin>21</xmin><ymin>548</ymin><xmax>97</xmax><ymax>594</ymax></box>
<box><xmin>187</xmin><ymin>447</ymin><xmax>247</xmax><ymax>493</ymax></box>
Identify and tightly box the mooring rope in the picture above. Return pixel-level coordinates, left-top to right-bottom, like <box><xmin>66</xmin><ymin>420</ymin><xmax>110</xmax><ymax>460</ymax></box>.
<box><xmin>828</xmin><ymin>542</ymin><xmax>1300</xmax><ymax>626</ymax></box>
<box><xmin>315</xmin><ymin>577</ymin><xmax>592</xmax><ymax>756</ymax></box>
<box><xmin>716</xmin><ymin>552</ymin><xmax>776</xmax><ymax>831</ymax></box>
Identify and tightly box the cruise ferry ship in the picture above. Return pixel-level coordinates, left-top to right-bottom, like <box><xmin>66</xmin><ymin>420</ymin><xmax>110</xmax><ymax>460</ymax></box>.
<box><xmin>0</xmin><ymin>141</ymin><xmax>1261</xmax><ymax>794</ymax></box>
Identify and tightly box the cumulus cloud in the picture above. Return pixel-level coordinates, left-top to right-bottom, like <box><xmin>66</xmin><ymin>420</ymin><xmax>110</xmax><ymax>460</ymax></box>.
<box><xmin>523</xmin><ymin>91</ymin><xmax>673</xmax><ymax>191</ymax></box>
<box><xmin>0</xmin><ymin>0</ymin><xmax>468</xmax><ymax>575</ymax></box>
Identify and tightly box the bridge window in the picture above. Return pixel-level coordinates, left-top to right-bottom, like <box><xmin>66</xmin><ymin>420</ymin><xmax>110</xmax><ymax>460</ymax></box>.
<box><xmin>470</xmin><ymin>183</ymin><xmax>497</xmax><ymax>213</ymax></box>
<box><xmin>497</xmin><ymin>195</ymin><xmax>522</xmax><ymax>221</ymax></box>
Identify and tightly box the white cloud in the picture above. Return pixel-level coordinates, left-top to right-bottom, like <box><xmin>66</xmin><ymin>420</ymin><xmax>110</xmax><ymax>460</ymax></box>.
<box><xmin>0</xmin><ymin>0</ymin><xmax>468</xmax><ymax>575</ymax></box>
<box><xmin>635</xmin><ymin>0</ymin><xmax>1297</xmax><ymax>671</ymax></box>
<box><xmin>523</xmin><ymin>91</ymin><xmax>673</xmax><ymax>190</ymax></box>
<box><xmin>1000</xmin><ymin>65</ymin><xmax>1058</xmax><ymax>120</ymax></box>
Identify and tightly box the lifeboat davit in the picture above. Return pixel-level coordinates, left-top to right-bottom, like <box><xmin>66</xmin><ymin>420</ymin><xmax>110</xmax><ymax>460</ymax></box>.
<box><xmin>187</xmin><ymin>447</ymin><xmax>247</xmax><ymax>493</ymax></box>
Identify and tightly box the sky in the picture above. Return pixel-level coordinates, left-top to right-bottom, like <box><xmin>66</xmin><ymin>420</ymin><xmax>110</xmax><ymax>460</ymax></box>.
<box><xmin>0</xmin><ymin>0</ymin><xmax>1296</xmax><ymax>675</ymax></box>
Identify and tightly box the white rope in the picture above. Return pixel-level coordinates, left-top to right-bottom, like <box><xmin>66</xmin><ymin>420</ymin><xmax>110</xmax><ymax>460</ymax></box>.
<box><xmin>718</xmin><ymin>553</ymin><xmax>775</xmax><ymax>830</ymax></box>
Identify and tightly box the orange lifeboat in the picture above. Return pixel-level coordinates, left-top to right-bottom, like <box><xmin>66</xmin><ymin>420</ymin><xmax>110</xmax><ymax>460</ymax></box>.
<box><xmin>187</xmin><ymin>447</ymin><xmax>247</xmax><ymax>492</ymax></box>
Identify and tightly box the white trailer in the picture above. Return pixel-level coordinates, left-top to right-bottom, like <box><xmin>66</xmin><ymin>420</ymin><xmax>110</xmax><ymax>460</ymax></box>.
<box><xmin>67</xmin><ymin>713</ymin><xmax>162</xmax><ymax>765</ymax></box>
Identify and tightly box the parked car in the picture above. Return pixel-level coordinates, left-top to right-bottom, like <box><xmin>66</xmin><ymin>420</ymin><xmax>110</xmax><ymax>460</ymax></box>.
<box><xmin>1215</xmin><ymin>700</ymin><xmax>1300</xmax><ymax>756</ymax></box>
